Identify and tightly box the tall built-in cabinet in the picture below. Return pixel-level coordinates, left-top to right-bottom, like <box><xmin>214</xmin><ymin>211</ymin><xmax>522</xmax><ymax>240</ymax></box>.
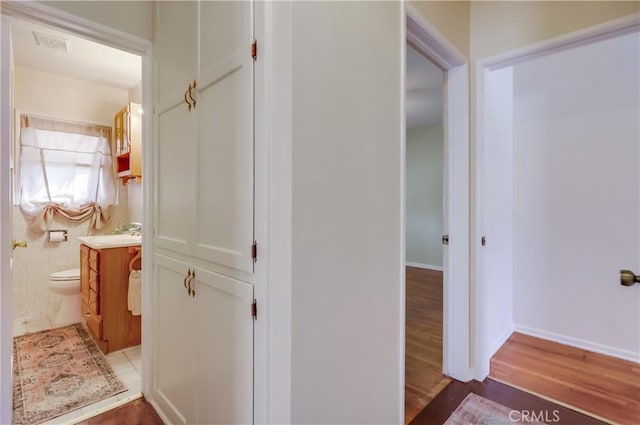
<box><xmin>152</xmin><ymin>1</ymin><xmax>256</xmax><ymax>423</ymax></box>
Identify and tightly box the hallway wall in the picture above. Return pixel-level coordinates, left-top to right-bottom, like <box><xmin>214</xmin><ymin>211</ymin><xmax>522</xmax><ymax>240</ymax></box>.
<box><xmin>406</xmin><ymin>124</ymin><xmax>443</xmax><ymax>269</ymax></box>
<box><xmin>290</xmin><ymin>2</ymin><xmax>403</xmax><ymax>422</ymax></box>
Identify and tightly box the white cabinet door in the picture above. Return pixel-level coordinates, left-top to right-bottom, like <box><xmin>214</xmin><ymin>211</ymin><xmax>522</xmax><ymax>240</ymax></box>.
<box><xmin>193</xmin><ymin>266</ymin><xmax>254</xmax><ymax>424</ymax></box>
<box><xmin>155</xmin><ymin>1</ymin><xmax>197</xmax><ymax>107</ymax></box>
<box><xmin>193</xmin><ymin>0</ymin><xmax>255</xmax><ymax>274</ymax></box>
<box><xmin>155</xmin><ymin>102</ymin><xmax>196</xmax><ymax>255</ymax></box>
<box><xmin>153</xmin><ymin>255</ymin><xmax>195</xmax><ymax>425</ymax></box>
<box><xmin>155</xmin><ymin>1</ymin><xmax>198</xmax><ymax>256</ymax></box>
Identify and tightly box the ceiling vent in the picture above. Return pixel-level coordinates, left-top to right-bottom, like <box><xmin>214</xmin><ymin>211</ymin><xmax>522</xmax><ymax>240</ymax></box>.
<box><xmin>32</xmin><ymin>31</ymin><xmax>69</xmax><ymax>52</ymax></box>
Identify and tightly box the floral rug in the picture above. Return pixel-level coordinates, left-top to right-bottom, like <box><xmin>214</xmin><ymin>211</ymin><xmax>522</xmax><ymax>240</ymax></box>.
<box><xmin>445</xmin><ymin>393</ymin><xmax>543</xmax><ymax>425</ymax></box>
<box><xmin>13</xmin><ymin>323</ymin><xmax>126</xmax><ymax>425</ymax></box>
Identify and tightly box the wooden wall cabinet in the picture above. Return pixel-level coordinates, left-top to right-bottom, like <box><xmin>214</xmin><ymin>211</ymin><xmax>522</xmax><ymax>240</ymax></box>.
<box><xmin>80</xmin><ymin>244</ymin><xmax>142</xmax><ymax>353</ymax></box>
<box><xmin>114</xmin><ymin>102</ymin><xmax>142</xmax><ymax>183</ymax></box>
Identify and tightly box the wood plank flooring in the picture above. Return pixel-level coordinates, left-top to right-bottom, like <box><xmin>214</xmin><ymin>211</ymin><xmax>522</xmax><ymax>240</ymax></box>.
<box><xmin>490</xmin><ymin>332</ymin><xmax>640</xmax><ymax>425</ymax></box>
<box><xmin>76</xmin><ymin>398</ymin><xmax>164</xmax><ymax>425</ymax></box>
<box><xmin>405</xmin><ymin>266</ymin><xmax>451</xmax><ymax>423</ymax></box>
<box><xmin>411</xmin><ymin>378</ymin><xmax>606</xmax><ymax>425</ymax></box>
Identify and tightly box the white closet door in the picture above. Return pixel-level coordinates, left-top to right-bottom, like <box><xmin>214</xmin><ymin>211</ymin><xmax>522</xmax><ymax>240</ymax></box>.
<box><xmin>153</xmin><ymin>255</ymin><xmax>195</xmax><ymax>425</ymax></box>
<box><xmin>193</xmin><ymin>0</ymin><xmax>255</xmax><ymax>274</ymax></box>
<box><xmin>155</xmin><ymin>0</ymin><xmax>198</xmax><ymax>255</ymax></box>
<box><xmin>156</xmin><ymin>103</ymin><xmax>196</xmax><ymax>254</ymax></box>
<box><xmin>193</xmin><ymin>266</ymin><xmax>254</xmax><ymax>424</ymax></box>
<box><xmin>155</xmin><ymin>1</ymin><xmax>197</xmax><ymax>106</ymax></box>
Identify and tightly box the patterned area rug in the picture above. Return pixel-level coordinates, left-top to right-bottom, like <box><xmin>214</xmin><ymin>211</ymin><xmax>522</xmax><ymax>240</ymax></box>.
<box><xmin>445</xmin><ymin>393</ymin><xmax>543</xmax><ymax>425</ymax></box>
<box><xmin>13</xmin><ymin>323</ymin><xmax>126</xmax><ymax>425</ymax></box>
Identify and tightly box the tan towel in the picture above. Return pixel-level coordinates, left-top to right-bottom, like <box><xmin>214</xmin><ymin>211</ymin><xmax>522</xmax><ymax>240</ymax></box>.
<box><xmin>128</xmin><ymin>270</ymin><xmax>142</xmax><ymax>316</ymax></box>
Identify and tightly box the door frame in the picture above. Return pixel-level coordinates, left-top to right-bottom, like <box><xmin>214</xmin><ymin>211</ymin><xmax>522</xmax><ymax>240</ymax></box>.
<box><xmin>405</xmin><ymin>4</ymin><xmax>471</xmax><ymax>382</ymax></box>
<box><xmin>473</xmin><ymin>12</ymin><xmax>640</xmax><ymax>380</ymax></box>
<box><xmin>0</xmin><ymin>2</ymin><xmax>153</xmax><ymax>422</ymax></box>
<box><xmin>0</xmin><ymin>15</ymin><xmax>13</xmax><ymax>425</ymax></box>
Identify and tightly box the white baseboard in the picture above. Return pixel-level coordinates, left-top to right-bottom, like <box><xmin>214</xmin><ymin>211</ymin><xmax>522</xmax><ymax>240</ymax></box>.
<box><xmin>489</xmin><ymin>326</ymin><xmax>514</xmax><ymax>359</ymax></box>
<box><xmin>405</xmin><ymin>262</ymin><xmax>443</xmax><ymax>271</ymax></box>
<box><xmin>515</xmin><ymin>324</ymin><xmax>640</xmax><ymax>363</ymax></box>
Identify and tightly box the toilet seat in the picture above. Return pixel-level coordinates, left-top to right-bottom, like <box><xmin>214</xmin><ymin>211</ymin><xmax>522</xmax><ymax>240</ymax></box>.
<box><xmin>50</xmin><ymin>268</ymin><xmax>80</xmax><ymax>282</ymax></box>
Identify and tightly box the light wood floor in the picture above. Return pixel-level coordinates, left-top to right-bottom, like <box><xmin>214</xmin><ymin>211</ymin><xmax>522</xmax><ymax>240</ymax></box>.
<box><xmin>490</xmin><ymin>332</ymin><xmax>640</xmax><ymax>425</ymax></box>
<box><xmin>405</xmin><ymin>266</ymin><xmax>451</xmax><ymax>424</ymax></box>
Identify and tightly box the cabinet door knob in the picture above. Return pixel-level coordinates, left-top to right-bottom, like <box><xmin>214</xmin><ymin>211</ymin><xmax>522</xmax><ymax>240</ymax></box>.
<box><xmin>184</xmin><ymin>88</ymin><xmax>192</xmax><ymax>111</ymax></box>
<box><xmin>184</xmin><ymin>269</ymin><xmax>191</xmax><ymax>290</ymax></box>
<box><xmin>190</xmin><ymin>270</ymin><xmax>196</xmax><ymax>298</ymax></box>
<box><xmin>187</xmin><ymin>270</ymin><xmax>195</xmax><ymax>297</ymax></box>
<box><xmin>188</xmin><ymin>81</ymin><xmax>197</xmax><ymax>109</ymax></box>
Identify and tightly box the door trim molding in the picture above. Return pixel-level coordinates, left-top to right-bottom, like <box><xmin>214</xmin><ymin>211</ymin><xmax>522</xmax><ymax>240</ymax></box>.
<box><xmin>0</xmin><ymin>1</ymin><xmax>150</xmax><ymax>54</ymax></box>
<box><xmin>0</xmin><ymin>16</ymin><xmax>13</xmax><ymax>425</ymax></box>
<box><xmin>479</xmin><ymin>13</ymin><xmax>640</xmax><ymax>70</ymax></box>
<box><xmin>473</xmin><ymin>12</ymin><xmax>640</xmax><ymax>380</ymax></box>
<box><xmin>406</xmin><ymin>3</ymin><xmax>472</xmax><ymax>386</ymax></box>
<box><xmin>406</xmin><ymin>4</ymin><xmax>465</xmax><ymax>69</ymax></box>
<box><xmin>0</xmin><ymin>3</ymin><xmax>153</xmax><ymax>423</ymax></box>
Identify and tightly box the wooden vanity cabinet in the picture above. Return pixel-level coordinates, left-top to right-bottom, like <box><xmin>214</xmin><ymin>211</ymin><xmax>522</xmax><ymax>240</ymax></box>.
<box><xmin>80</xmin><ymin>244</ymin><xmax>141</xmax><ymax>353</ymax></box>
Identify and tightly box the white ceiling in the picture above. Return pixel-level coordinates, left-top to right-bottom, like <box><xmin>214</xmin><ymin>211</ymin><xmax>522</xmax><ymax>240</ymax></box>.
<box><xmin>10</xmin><ymin>18</ymin><xmax>141</xmax><ymax>90</ymax></box>
<box><xmin>406</xmin><ymin>45</ymin><xmax>443</xmax><ymax>128</ymax></box>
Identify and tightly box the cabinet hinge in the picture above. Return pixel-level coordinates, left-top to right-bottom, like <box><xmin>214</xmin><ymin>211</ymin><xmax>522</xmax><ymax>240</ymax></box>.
<box><xmin>251</xmin><ymin>299</ymin><xmax>257</xmax><ymax>320</ymax></box>
<box><xmin>251</xmin><ymin>241</ymin><xmax>257</xmax><ymax>262</ymax></box>
<box><xmin>251</xmin><ymin>39</ymin><xmax>257</xmax><ymax>60</ymax></box>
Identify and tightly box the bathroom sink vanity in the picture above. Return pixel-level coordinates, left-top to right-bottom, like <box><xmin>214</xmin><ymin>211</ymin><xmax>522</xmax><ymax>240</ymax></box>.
<box><xmin>79</xmin><ymin>235</ymin><xmax>142</xmax><ymax>353</ymax></box>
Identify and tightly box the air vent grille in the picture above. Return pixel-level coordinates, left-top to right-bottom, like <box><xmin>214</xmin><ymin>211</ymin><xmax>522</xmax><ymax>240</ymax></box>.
<box><xmin>32</xmin><ymin>31</ymin><xmax>69</xmax><ymax>52</ymax></box>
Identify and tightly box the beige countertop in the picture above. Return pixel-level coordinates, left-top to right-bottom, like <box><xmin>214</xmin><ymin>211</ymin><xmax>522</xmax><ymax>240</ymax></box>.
<box><xmin>78</xmin><ymin>234</ymin><xmax>142</xmax><ymax>250</ymax></box>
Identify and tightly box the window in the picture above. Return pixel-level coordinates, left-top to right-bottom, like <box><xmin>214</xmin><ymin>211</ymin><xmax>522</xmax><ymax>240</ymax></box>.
<box><xmin>18</xmin><ymin>114</ymin><xmax>116</xmax><ymax>233</ymax></box>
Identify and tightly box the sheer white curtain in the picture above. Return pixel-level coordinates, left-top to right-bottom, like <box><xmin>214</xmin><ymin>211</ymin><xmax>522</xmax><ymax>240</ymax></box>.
<box><xmin>19</xmin><ymin>114</ymin><xmax>117</xmax><ymax>233</ymax></box>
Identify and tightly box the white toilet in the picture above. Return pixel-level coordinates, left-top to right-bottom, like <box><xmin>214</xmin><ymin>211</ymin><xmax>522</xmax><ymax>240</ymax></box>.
<box><xmin>48</xmin><ymin>268</ymin><xmax>82</xmax><ymax>326</ymax></box>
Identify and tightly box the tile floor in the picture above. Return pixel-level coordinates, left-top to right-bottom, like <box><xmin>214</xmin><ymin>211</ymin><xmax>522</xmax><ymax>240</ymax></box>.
<box><xmin>13</xmin><ymin>316</ymin><xmax>143</xmax><ymax>425</ymax></box>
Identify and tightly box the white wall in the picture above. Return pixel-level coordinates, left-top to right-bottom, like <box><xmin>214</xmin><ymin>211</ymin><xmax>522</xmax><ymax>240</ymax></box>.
<box><xmin>406</xmin><ymin>124</ymin><xmax>443</xmax><ymax>268</ymax></box>
<box><xmin>12</xmin><ymin>66</ymin><xmax>130</xmax><ymax>322</ymax></box>
<box><xmin>478</xmin><ymin>67</ymin><xmax>514</xmax><ymax>374</ymax></box>
<box><xmin>14</xmin><ymin>66</ymin><xmax>128</xmax><ymax>125</ymax></box>
<box><xmin>512</xmin><ymin>32</ymin><xmax>640</xmax><ymax>360</ymax></box>
<box><xmin>129</xmin><ymin>80</ymin><xmax>142</xmax><ymax>103</ymax></box>
<box><xmin>289</xmin><ymin>1</ymin><xmax>403</xmax><ymax>423</ymax></box>
<box><xmin>410</xmin><ymin>1</ymin><xmax>470</xmax><ymax>57</ymax></box>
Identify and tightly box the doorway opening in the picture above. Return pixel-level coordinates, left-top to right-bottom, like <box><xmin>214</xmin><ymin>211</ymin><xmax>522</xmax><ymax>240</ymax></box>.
<box><xmin>403</xmin><ymin>5</ymin><xmax>471</xmax><ymax>423</ymax></box>
<box><xmin>475</xmin><ymin>21</ymin><xmax>640</xmax><ymax>425</ymax></box>
<box><xmin>2</xmin><ymin>12</ymin><xmax>148</xmax><ymax>424</ymax></box>
<box><xmin>404</xmin><ymin>43</ymin><xmax>450</xmax><ymax>423</ymax></box>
